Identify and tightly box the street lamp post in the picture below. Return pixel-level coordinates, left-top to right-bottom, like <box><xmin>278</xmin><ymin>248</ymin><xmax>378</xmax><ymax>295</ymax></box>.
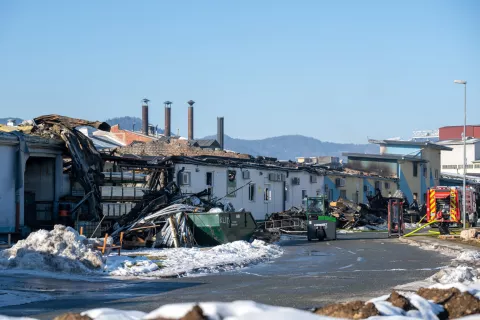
<box><xmin>454</xmin><ymin>79</ymin><xmax>467</xmax><ymax>229</ymax></box>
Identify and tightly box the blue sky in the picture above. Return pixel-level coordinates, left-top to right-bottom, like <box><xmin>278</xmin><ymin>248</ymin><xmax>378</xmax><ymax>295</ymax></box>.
<box><xmin>0</xmin><ymin>0</ymin><xmax>479</xmax><ymax>143</ymax></box>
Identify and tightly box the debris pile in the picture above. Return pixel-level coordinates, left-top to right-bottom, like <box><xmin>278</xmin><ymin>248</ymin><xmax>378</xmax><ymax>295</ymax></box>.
<box><xmin>329</xmin><ymin>198</ymin><xmax>385</xmax><ymax>229</ymax></box>
<box><xmin>0</xmin><ymin>225</ymin><xmax>104</xmax><ymax>273</ymax></box>
<box><xmin>109</xmin><ymin>182</ymin><xmax>244</xmax><ymax>248</ymax></box>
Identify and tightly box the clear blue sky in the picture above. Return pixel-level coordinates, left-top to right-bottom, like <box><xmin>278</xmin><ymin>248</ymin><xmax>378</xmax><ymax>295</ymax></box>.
<box><xmin>1</xmin><ymin>0</ymin><xmax>479</xmax><ymax>143</ymax></box>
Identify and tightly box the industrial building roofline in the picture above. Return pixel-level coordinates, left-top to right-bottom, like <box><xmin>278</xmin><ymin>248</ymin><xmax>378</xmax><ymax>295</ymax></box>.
<box><xmin>367</xmin><ymin>139</ymin><xmax>453</xmax><ymax>151</ymax></box>
<box><xmin>343</xmin><ymin>152</ymin><xmax>428</xmax><ymax>163</ymax></box>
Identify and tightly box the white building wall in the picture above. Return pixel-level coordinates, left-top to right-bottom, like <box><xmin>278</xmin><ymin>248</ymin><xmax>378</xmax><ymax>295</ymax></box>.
<box><xmin>441</xmin><ymin>142</ymin><xmax>480</xmax><ymax>175</ymax></box>
<box><xmin>174</xmin><ymin>163</ymin><xmax>324</xmax><ymax>221</ymax></box>
<box><xmin>0</xmin><ymin>145</ymin><xmax>17</xmax><ymax>232</ymax></box>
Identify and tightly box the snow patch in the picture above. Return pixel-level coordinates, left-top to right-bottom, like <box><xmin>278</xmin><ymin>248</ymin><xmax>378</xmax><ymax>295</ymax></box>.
<box><xmin>429</xmin><ymin>265</ymin><xmax>478</xmax><ymax>284</ymax></box>
<box><xmin>0</xmin><ymin>225</ymin><xmax>104</xmax><ymax>273</ymax></box>
<box><xmin>144</xmin><ymin>301</ymin><xmax>333</xmax><ymax>320</ymax></box>
<box><xmin>455</xmin><ymin>250</ymin><xmax>480</xmax><ymax>262</ymax></box>
<box><xmin>108</xmin><ymin>240</ymin><xmax>283</xmax><ymax>277</ymax></box>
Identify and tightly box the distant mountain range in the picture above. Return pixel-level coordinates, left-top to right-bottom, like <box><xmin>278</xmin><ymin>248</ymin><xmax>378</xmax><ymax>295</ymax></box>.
<box><xmin>1</xmin><ymin>116</ymin><xmax>378</xmax><ymax>159</ymax></box>
<box><xmin>205</xmin><ymin>134</ymin><xmax>378</xmax><ymax>160</ymax></box>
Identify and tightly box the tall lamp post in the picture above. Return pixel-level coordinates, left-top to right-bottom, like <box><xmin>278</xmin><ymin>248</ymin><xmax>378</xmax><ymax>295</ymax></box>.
<box><xmin>454</xmin><ymin>79</ymin><xmax>467</xmax><ymax>229</ymax></box>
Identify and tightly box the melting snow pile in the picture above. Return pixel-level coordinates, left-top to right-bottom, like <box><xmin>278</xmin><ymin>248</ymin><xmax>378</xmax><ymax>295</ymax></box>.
<box><xmin>0</xmin><ymin>225</ymin><xmax>104</xmax><ymax>273</ymax></box>
<box><xmin>107</xmin><ymin>239</ymin><xmax>283</xmax><ymax>277</ymax></box>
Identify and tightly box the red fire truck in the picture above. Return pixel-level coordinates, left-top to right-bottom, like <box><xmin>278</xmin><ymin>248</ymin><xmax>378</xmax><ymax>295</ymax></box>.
<box><xmin>426</xmin><ymin>186</ymin><xmax>477</xmax><ymax>234</ymax></box>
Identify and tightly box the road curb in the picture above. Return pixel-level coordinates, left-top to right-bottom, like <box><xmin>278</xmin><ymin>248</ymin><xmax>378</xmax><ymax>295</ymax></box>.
<box><xmin>398</xmin><ymin>237</ymin><xmax>463</xmax><ymax>257</ymax></box>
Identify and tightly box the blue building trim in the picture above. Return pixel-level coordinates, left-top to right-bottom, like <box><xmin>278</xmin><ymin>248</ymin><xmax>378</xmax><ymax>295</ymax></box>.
<box><xmin>420</xmin><ymin>164</ymin><xmax>427</xmax><ymax>205</ymax></box>
<box><xmin>363</xmin><ymin>178</ymin><xmax>375</xmax><ymax>203</ymax></box>
<box><xmin>324</xmin><ymin>176</ymin><xmax>339</xmax><ymax>201</ymax></box>
<box><xmin>398</xmin><ymin>163</ymin><xmax>414</xmax><ymax>203</ymax></box>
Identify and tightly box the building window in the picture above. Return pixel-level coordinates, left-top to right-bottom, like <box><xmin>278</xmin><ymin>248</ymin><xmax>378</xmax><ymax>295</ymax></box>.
<box><xmin>302</xmin><ymin>190</ymin><xmax>307</xmax><ymax>199</ymax></box>
<box><xmin>329</xmin><ymin>189</ymin><xmax>333</xmax><ymax>201</ymax></box>
<box><xmin>264</xmin><ymin>187</ymin><xmax>272</xmax><ymax>202</ymax></box>
<box><xmin>248</xmin><ymin>183</ymin><xmax>255</xmax><ymax>201</ymax></box>
<box><xmin>375</xmin><ymin>181</ymin><xmax>381</xmax><ymax>190</ymax></box>
<box><xmin>423</xmin><ymin>165</ymin><xmax>427</xmax><ymax>178</ymax></box>
<box><xmin>180</xmin><ymin>172</ymin><xmax>191</xmax><ymax>186</ymax></box>
<box><xmin>435</xmin><ymin>169</ymin><xmax>439</xmax><ymax>179</ymax></box>
<box><xmin>316</xmin><ymin>189</ymin><xmax>322</xmax><ymax>196</ymax></box>
<box><xmin>413</xmin><ymin>163</ymin><xmax>418</xmax><ymax>177</ymax></box>
<box><xmin>206</xmin><ymin>172</ymin><xmax>214</xmax><ymax>186</ymax></box>
<box><xmin>340</xmin><ymin>190</ymin><xmax>347</xmax><ymax>199</ymax></box>
<box><xmin>442</xmin><ymin>165</ymin><xmax>458</xmax><ymax>169</ymax></box>
<box><xmin>384</xmin><ymin>182</ymin><xmax>390</xmax><ymax>189</ymax></box>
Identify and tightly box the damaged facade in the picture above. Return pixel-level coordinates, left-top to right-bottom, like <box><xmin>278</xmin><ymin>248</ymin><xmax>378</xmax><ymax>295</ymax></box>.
<box><xmin>344</xmin><ymin>139</ymin><xmax>452</xmax><ymax>205</ymax></box>
<box><xmin>0</xmin><ymin>131</ymin><xmax>66</xmax><ymax>234</ymax></box>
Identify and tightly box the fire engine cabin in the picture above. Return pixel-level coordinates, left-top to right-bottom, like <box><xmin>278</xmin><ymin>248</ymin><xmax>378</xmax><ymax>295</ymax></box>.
<box><xmin>426</xmin><ymin>186</ymin><xmax>462</xmax><ymax>225</ymax></box>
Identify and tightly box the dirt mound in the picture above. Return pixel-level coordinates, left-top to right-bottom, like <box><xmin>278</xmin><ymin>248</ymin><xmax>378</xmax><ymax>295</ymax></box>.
<box><xmin>417</xmin><ymin>287</ymin><xmax>480</xmax><ymax>319</ymax></box>
<box><xmin>314</xmin><ymin>301</ymin><xmax>379</xmax><ymax>319</ymax></box>
<box><xmin>387</xmin><ymin>291</ymin><xmax>416</xmax><ymax>311</ymax></box>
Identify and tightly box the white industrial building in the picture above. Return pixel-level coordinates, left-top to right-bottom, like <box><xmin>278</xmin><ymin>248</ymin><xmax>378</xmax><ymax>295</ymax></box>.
<box><xmin>173</xmin><ymin>158</ymin><xmax>325</xmax><ymax>221</ymax></box>
<box><xmin>439</xmin><ymin>138</ymin><xmax>480</xmax><ymax>176</ymax></box>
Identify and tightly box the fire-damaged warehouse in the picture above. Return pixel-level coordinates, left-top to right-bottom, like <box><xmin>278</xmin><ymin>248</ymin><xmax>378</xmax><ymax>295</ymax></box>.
<box><xmin>0</xmin><ymin>114</ymin><xmax>330</xmax><ymax>240</ymax></box>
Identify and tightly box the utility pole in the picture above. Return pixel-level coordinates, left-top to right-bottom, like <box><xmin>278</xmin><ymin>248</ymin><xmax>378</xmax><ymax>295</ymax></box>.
<box><xmin>454</xmin><ymin>79</ymin><xmax>467</xmax><ymax>229</ymax></box>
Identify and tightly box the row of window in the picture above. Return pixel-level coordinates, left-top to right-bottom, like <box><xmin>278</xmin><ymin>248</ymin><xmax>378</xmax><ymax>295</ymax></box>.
<box><xmin>442</xmin><ymin>164</ymin><xmax>480</xmax><ymax>169</ymax></box>
<box><xmin>412</xmin><ymin>163</ymin><xmax>439</xmax><ymax>178</ymax></box>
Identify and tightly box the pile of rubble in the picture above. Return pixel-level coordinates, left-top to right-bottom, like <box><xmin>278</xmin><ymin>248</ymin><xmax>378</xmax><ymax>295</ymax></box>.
<box><xmin>329</xmin><ymin>198</ymin><xmax>385</xmax><ymax>229</ymax></box>
<box><xmin>108</xmin><ymin>178</ymin><xmax>244</xmax><ymax>248</ymax></box>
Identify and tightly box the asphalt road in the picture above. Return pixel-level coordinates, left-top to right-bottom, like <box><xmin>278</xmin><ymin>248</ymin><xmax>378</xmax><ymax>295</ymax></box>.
<box><xmin>0</xmin><ymin>233</ymin><xmax>451</xmax><ymax>319</ymax></box>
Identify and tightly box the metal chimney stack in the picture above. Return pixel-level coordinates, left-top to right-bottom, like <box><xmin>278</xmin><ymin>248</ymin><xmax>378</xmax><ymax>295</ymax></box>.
<box><xmin>141</xmin><ymin>98</ymin><xmax>150</xmax><ymax>135</ymax></box>
<box><xmin>164</xmin><ymin>101</ymin><xmax>172</xmax><ymax>137</ymax></box>
<box><xmin>187</xmin><ymin>100</ymin><xmax>195</xmax><ymax>140</ymax></box>
<box><xmin>217</xmin><ymin>117</ymin><xmax>224</xmax><ymax>150</ymax></box>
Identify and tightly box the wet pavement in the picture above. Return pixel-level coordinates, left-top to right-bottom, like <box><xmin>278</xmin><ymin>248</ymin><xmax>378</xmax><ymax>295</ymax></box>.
<box><xmin>0</xmin><ymin>233</ymin><xmax>451</xmax><ymax>319</ymax></box>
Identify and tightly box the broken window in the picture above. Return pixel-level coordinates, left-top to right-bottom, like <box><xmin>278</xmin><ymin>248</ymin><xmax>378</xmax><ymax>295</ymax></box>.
<box><xmin>206</xmin><ymin>172</ymin><xmax>214</xmax><ymax>186</ymax></box>
<box><xmin>413</xmin><ymin>163</ymin><xmax>418</xmax><ymax>177</ymax></box>
<box><xmin>301</xmin><ymin>190</ymin><xmax>307</xmax><ymax>199</ymax></box>
<box><xmin>180</xmin><ymin>172</ymin><xmax>191</xmax><ymax>186</ymax></box>
<box><xmin>264</xmin><ymin>187</ymin><xmax>272</xmax><ymax>201</ymax></box>
<box><xmin>249</xmin><ymin>183</ymin><xmax>255</xmax><ymax>201</ymax></box>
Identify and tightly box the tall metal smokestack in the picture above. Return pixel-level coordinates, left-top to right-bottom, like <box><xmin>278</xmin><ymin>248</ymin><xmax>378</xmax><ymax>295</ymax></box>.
<box><xmin>217</xmin><ymin>117</ymin><xmax>224</xmax><ymax>150</ymax></box>
<box><xmin>187</xmin><ymin>100</ymin><xmax>195</xmax><ymax>140</ymax></box>
<box><xmin>164</xmin><ymin>101</ymin><xmax>172</xmax><ymax>137</ymax></box>
<box><xmin>141</xmin><ymin>98</ymin><xmax>150</xmax><ymax>135</ymax></box>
